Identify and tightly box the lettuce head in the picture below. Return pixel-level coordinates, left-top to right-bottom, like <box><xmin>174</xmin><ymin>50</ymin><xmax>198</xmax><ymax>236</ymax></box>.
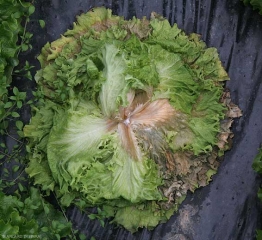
<box><xmin>24</xmin><ymin>7</ymin><xmax>242</xmax><ymax>232</ymax></box>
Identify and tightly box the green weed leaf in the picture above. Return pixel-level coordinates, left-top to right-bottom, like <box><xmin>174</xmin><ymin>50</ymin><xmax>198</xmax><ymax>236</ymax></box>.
<box><xmin>39</xmin><ymin>19</ymin><xmax>45</xmax><ymax>28</ymax></box>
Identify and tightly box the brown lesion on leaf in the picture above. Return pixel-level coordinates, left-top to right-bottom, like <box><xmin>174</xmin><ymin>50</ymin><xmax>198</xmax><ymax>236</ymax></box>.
<box><xmin>165</xmin><ymin>150</ymin><xmax>176</xmax><ymax>172</ymax></box>
<box><xmin>170</xmin><ymin>152</ymin><xmax>191</xmax><ymax>175</ymax></box>
<box><xmin>218</xmin><ymin>90</ymin><xmax>242</xmax><ymax>150</ymax></box>
<box><xmin>123</xmin><ymin>17</ymin><xmax>151</xmax><ymax>40</ymax></box>
<box><xmin>92</xmin><ymin>18</ymin><xmax>120</xmax><ymax>33</ymax></box>
<box><xmin>117</xmin><ymin>122</ymin><xmax>142</xmax><ymax>161</ymax></box>
<box><xmin>221</xmin><ymin>90</ymin><xmax>242</xmax><ymax>118</ymax></box>
<box><xmin>160</xmin><ymin>148</ymin><xmax>221</xmax><ymax>208</ymax></box>
<box><xmin>103</xmin><ymin>87</ymin><xmax>178</xmax><ymax>161</ymax></box>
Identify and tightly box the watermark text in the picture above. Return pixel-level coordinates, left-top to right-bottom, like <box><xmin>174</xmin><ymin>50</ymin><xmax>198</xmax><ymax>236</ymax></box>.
<box><xmin>1</xmin><ymin>235</ymin><xmax>40</xmax><ymax>239</ymax></box>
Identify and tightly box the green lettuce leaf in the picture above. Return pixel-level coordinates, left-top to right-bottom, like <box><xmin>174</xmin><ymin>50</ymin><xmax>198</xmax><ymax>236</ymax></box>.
<box><xmin>45</xmin><ymin>99</ymin><xmax>163</xmax><ymax>204</ymax></box>
<box><xmin>99</xmin><ymin>43</ymin><xmax>127</xmax><ymax>117</ymax></box>
<box><xmin>112</xmin><ymin>201</ymin><xmax>177</xmax><ymax>232</ymax></box>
